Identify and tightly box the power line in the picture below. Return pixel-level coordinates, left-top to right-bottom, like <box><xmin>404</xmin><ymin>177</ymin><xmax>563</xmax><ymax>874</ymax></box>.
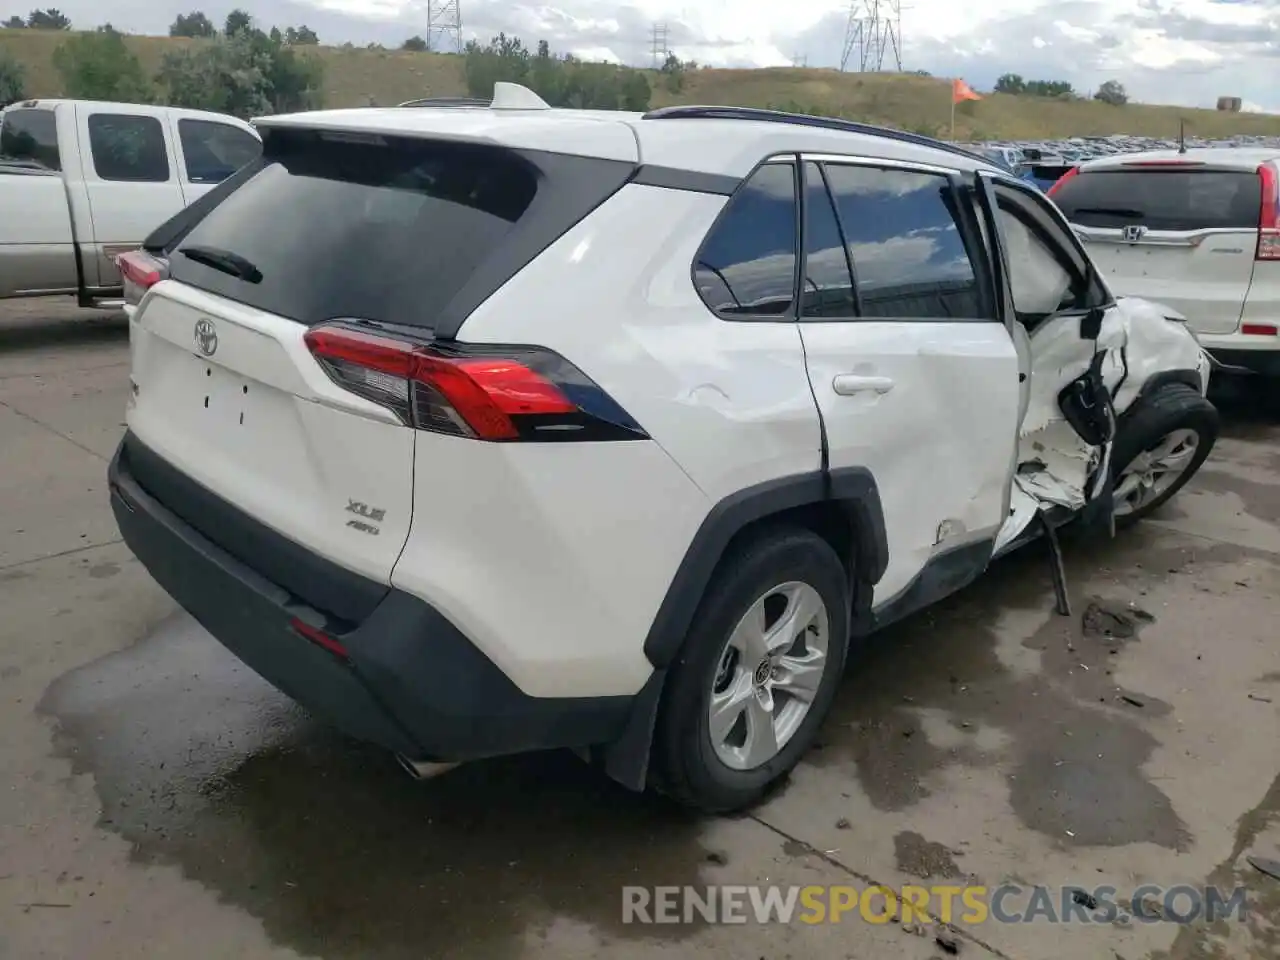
<box><xmin>427</xmin><ymin>0</ymin><xmax>463</xmax><ymax>53</ymax></box>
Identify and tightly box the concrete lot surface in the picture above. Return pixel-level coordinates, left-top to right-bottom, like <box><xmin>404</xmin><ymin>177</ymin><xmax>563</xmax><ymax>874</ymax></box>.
<box><xmin>2</xmin><ymin>300</ymin><xmax>1279</xmax><ymax>960</ymax></box>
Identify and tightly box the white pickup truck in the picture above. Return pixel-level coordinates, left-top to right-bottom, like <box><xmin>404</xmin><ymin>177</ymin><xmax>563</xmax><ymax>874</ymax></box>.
<box><xmin>0</xmin><ymin>99</ymin><xmax>260</xmax><ymax>308</ymax></box>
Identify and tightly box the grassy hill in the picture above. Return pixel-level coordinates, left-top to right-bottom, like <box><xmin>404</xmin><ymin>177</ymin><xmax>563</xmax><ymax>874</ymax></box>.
<box><xmin>4</xmin><ymin>28</ymin><xmax>1280</xmax><ymax>141</ymax></box>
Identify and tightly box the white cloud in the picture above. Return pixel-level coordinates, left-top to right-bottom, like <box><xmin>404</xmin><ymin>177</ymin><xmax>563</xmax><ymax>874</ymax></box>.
<box><xmin>35</xmin><ymin>0</ymin><xmax>1280</xmax><ymax>112</ymax></box>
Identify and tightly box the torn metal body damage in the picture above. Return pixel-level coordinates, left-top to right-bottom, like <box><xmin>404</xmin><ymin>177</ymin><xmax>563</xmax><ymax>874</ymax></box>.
<box><xmin>994</xmin><ymin>296</ymin><xmax>1211</xmax><ymax>555</ymax></box>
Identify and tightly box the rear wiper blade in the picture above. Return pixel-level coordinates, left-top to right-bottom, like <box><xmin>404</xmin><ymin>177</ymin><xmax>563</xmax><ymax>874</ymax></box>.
<box><xmin>179</xmin><ymin>244</ymin><xmax>263</xmax><ymax>283</ymax></box>
<box><xmin>1070</xmin><ymin>207</ymin><xmax>1145</xmax><ymax>219</ymax></box>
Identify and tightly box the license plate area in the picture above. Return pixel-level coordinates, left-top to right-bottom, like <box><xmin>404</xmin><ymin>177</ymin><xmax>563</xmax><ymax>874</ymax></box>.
<box><xmin>197</xmin><ymin>355</ymin><xmax>254</xmax><ymax>426</ymax></box>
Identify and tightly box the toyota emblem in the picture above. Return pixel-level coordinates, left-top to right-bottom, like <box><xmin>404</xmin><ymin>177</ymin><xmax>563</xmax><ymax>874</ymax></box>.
<box><xmin>194</xmin><ymin>318</ymin><xmax>218</xmax><ymax>357</ymax></box>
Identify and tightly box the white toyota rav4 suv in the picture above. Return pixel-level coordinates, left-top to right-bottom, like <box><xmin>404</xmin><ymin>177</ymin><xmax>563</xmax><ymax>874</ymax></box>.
<box><xmin>1050</xmin><ymin>148</ymin><xmax>1280</xmax><ymax>377</ymax></box>
<box><xmin>110</xmin><ymin>84</ymin><xmax>1217</xmax><ymax>813</ymax></box>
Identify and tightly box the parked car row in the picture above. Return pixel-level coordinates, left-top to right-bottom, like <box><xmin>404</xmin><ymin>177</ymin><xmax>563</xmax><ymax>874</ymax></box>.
<box><xmin>104</xmin><ymin>87</ymin><xmax>1220</xmax><ymax>813</ymax></box>
<box><xmin>0</xmin><ymin>99</ymin><xmax>260</xmax><ymax>308</ymax></box>
<box><xmin>964</xmin><ymin>134</ymin><xmax>1280</xmax><ymax>193</ymax></box>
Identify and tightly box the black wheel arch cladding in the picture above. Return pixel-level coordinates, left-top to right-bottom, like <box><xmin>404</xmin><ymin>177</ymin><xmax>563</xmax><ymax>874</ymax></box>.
<box><xmin>641</xmin><ymin>467</ymin><xmax>887</xmax><ymax>669</ymax></box>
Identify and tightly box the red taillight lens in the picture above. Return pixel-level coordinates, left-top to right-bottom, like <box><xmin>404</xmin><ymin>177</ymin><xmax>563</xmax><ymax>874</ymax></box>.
<box><xmin>1257</xmin><ymin>163</ymin><xmax>1279</xmax><ymax>261</ymax></box>
<box><xmin>116</xmin><ymin>249</ymin><xmax>168</xmax><ymax>307</ymax></box>
<box><xmin>1046</xmin><ymin>166</ymin><xmax>1078</xmax><ymax>197</ymax></box>
<box><xmin>1241</xmin><ymin>323</ymin><xmax>1277</xmax><ymax>337</ymax></box>
<box><xmin>303</xmin><ymin>323</ymin><xmax>645</xmax><ymax>443</ymax></box>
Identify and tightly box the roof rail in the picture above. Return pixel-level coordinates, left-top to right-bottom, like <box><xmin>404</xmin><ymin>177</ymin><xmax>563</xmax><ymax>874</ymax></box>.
<box><xmin>641</xmin><ymin>105</ymin><xmax>995</xmax><ymax>168</ymax></box>
<box><xmin>398</xmin><ymin>97</ymin><xmax>492</xmax><ymax>108</ymax></box>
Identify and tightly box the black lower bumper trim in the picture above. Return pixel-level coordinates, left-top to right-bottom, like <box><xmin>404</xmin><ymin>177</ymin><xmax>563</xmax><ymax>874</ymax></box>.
<box><xmin>1206</xmin><ymin>348</ymin><xmax>1280</xmax><ymax>378</ymax></box>
<box><xmin>109</xmin><ymin>434</ymin><xmax>635</xmax><ymax>763</ymax></box>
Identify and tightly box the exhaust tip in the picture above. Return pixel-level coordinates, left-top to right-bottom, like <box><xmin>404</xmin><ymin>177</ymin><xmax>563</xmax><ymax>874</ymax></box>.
<box><xmin>396</xmin><ymin>754</ymin><xmax>461</xmax><ymax>781</ymax></box>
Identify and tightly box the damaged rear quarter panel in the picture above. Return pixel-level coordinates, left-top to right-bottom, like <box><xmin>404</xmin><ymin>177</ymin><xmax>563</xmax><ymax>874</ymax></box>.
<box><xmin>995</xmin><ymin>296</ymin><xmax>1208</xmax><ymax>551</ymax></box>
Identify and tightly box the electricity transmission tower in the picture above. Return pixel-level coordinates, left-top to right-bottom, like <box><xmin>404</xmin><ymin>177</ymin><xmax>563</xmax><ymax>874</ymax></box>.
<box><xmin>840</xmin><ymin>0</ymin><xmax>903</xmax><ymax>72</ymax></box>
<box><xmin>651</xmin><ymin>22</ymin><xmax>671</xmax><ymax>67</ymax></box>
<box><xmin>427</xmin><ymin>0</ymin><xmax>463</xmax><ymax>53</ymax></box>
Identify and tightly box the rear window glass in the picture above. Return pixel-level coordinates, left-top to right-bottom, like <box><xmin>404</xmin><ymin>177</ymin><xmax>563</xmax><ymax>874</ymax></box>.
<box><xmin>823</xmin><ymin>163</ymin><xmax>985</xmax><ymax>320</ymax></box>
<box><xmin>169</xmin><ymin>132</ymin><xmax>538</xmax><ymax>328</ymax></box>
<box><xmin>694</xmin><ymin>162</ymin><xmax>798</xmax><ymax>317</ymax></box>
<box><xmin>1054</xmin><ymin>169</ymin><xmax>1262</xmax><ymax>231</ymax></box>
<box><xmin>0</xmin><ymin>108</ymin><xmax>61</xmax><ymax>171</ymax></box>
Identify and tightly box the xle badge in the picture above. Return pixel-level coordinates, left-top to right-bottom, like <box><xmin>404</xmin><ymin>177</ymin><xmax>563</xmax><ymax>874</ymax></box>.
<box><xmin>345</xmin><ymin>499</ymin><xmax>386</xmax><ymax>536</ymax></box>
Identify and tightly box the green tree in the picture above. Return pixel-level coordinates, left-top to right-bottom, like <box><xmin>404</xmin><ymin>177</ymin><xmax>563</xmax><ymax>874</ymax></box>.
<box><xmin>52</xmin><ymin>28</ymin><xmax>152</xmax><ymax>100</ymax></box>
<box><xmin>660</xmin><ymin>52</ymin><xmax>686</xmax><ymax>93</ymax></box>
<box><xmin>463</xmin><ymin>33</ymin><xmax>650</xmax><ymax>111</ymax></box>
<box><xmin>401</xmin><ymin>35</ymin><xmax>427</xmax><ymax>52</ymax></box>
<box><xmin>156</xmin><ymin>27</ymin><xmax>324</xmax><ymax>117</ymax></box>
<box><xmin>284</xmin><ymin>25</ymin><xmax>318</xmax><ymax>45</ymax></box>
<box><xmin>994</xmin><ymin>73</ymin><xmax>1024</xmax><ymax>94</ymax></box>
<box><xmin>1094</xmin><ymin>79</ymin><xmax>1128</xmax><ymax>106</ymax></box>
<box><xmin>4</xmin><ymin>14</ymin><xmax>26</xmax><ymax>27</ymax></box>
<box><xmin>26</xmin><ymin>7</ymin><xmax>69</xmax><ymax>28</ymax></box>
<box><xmin>224</xmin><ymin>8</ymin><xmax>251</xmax><ymax>37</ymax></box>
<box><xmin>463</xmin><ymin>32</ymin><xmax>530</xmax><ymax>97</ymax></box>
<box><xmin>169</xmin><ymin>12</ymin><xmax>216</xmax><ymax>38</ymax></box>
<box><xmin>0</xmin><ymin>45</ymin><xmax>24</xmax><ymax>104</ymax></box>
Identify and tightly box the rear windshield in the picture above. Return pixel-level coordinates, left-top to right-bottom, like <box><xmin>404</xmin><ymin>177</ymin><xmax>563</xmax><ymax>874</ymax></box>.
<box><xmin>169</xmin><ymin>131</ymin><xmax>538</xmax><ymax>328</ymax></box>
<box><xmin>1053</xmin><ymin>169</ymin><xmax>1262</xmax><ymax>231</ymax></box>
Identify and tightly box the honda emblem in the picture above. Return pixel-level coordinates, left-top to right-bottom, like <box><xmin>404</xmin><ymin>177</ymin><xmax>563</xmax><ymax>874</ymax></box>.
<box><xmin>1122</xmin><ymin>224</ymin><xmax>1147</xmax><ymax>243</ymax></box>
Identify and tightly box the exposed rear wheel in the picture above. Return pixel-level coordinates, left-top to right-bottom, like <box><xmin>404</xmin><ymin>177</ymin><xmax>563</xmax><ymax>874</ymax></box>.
<box><xmin>653</xmin><ymin>527</ymin><xmax>850</xmax><ymax>813</ymax></box>
<box><xmin>1111</xmin><ymin>383</ymin><xmax>1218</xmax><ymax>527</ymax></box>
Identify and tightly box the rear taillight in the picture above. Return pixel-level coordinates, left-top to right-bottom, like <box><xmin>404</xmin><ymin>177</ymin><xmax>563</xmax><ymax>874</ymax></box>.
<box><xmin>116</xmin><ymin>249</ymin><xmax>168</xmax><ymax>307</ymax></box>
<box><xmin>1046</xmin><ymin>166</ymin><xmax>1078</xmax><ymax>197</ymax></box>
<box><xmin>1257</xmin><ymin>163</ymin><xmax>1279</xmax><ymax>261</ymax></box>
<box><xmin>303</xmin><ymin>323</ymin><xmax>648</xmax><ymax>443</ymax></box>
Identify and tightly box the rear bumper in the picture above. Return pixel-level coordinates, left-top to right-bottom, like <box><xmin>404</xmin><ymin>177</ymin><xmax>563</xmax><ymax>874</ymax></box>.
<box><xmin>108</xmin><ymin>433</ymin><xmax>634</xmax><ymax>763</ymax></box>
<box><xmin>1196</xmin><ymin>328</ymin><xmax>1280</xmax><ymax>377</ymax></box>
<box><xmin>1203</xmin><ymin>347</ymin><xmax>1280</xmax><ymax>377</ymax></box>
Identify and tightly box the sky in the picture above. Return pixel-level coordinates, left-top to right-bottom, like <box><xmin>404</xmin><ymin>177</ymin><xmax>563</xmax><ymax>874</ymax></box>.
<box><xmin>10</xmin><ymin>0</ymin><xmax>1280</xmax><ymax>112</ymax></box>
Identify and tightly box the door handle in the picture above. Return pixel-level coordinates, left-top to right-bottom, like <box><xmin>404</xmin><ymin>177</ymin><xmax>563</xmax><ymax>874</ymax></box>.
<box><xmin>832</xmin><ymin>374</ymin><xmax>895</xmax><ymax>396</ymax></box>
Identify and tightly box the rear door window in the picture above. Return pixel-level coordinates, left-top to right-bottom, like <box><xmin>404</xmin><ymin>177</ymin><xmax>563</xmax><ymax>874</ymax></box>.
<box><xmin>169</xmin><ymin>131</ymin><xmax>539</xmax><ymax>328</ymax></box>
<box><xmin>1053</xmin><ymin>169</ymin><xmax>1262</xmax><ymax>231</ymax></box>
<box><xmin>177</xmin><ymin>118</ymin><xmax>261</xmax><ymax>184</ymax></box>
<box><xmin>87</xmin><ymin>114</ymin><xmax>170</xmax><ymax>182</ymax></box>
<box><xmin>0</xmin><ymin>108</ymin><xmax>61</xmax><ymax>171</ymax></box>
<box><xmin>694</xmin><ymin>162</ymin><xmax>798</xmax><ymax>318</ymax></box>
<box><xmin>800</xmin><ymin>162</ymin><xmax>856</xmax><ymax>319</ymax></box>
<box><xmin>823</xmin><ymin>163</ymin><xmax>988</xmax><ymax>320</ymax></box>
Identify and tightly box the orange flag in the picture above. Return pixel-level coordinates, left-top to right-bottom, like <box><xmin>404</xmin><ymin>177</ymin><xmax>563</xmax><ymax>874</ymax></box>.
<box><xmin>952</xmin><ymin>78</ymin><xmax>982</xmax><ymax>103</ymax></box>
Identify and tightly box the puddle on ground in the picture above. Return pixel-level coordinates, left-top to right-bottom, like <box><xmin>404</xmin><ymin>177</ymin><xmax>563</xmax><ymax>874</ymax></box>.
<box><xmin>809</xmin><ymin>527</ymin><xmax>1270</xmax><ymax>851</ymax></box>
<box><xmin>39</xmin><ymin>613</ymin><xmax>712</xmax><ymax>960</ymax></box>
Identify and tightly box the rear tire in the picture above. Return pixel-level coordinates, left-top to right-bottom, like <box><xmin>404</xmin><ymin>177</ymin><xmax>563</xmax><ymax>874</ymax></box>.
<box><xmin>653</xmin><ymin>526</ymin><xmax>850</xmax><ymax>814</ymax></box>
<box><xmin>1111</xmin><ymin>383</ymin><xmax>1218</xmax><ymax>527</ymax></box>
